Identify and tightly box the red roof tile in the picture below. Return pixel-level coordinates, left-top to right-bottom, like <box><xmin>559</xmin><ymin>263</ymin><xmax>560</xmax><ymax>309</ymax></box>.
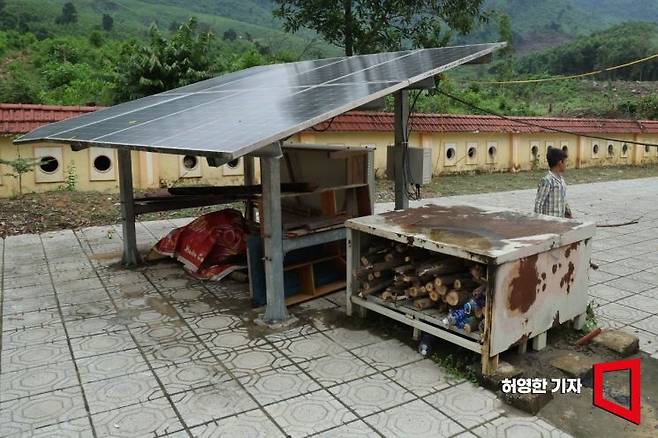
<box><xmin>0</xmin><ymin>103</ymin><xmax>99</xmax><ymax>135</ymax></box>
<box><xmin>311</xmin><ymin>111</ymin><xmax>658</xmax><ymax>135</ymax></box>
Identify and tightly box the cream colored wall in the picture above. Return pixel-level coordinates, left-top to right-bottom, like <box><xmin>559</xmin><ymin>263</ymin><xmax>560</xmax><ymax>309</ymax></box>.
<box><xmin>2</xmin><ymin>129</ymin><xmax>657</xmax><ymax>198</ymax></box>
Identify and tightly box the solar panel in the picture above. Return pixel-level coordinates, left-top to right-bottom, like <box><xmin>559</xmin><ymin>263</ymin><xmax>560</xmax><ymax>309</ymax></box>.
<box><xmin>16</xmin><ymin>43</ymin><xmax>505</xmax><ymax>162</ymax></box>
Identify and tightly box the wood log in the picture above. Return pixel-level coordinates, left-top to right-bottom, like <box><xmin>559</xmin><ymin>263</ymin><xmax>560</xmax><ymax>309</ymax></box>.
<box><xmin>454</xmin><ymin>278</ymin><xmax>479</xmax><ymax>291</ymax></box>
<box><xmin>445</xmin><ymin>289</ymin><xmax>471</xmax><ymax>307</ymax></box>
<box><xmin>432</xmin><ymin>281</ymin><xmax>448</xmax><ymax>297</ymax></box>
<box><xmin>417</xmin><ymin>260</ymin><xmax>464</xmax><ymax>277</ymax></box>
<box><xmin>362</xmin><ymin>276</ymin><xmax>394</xmax><ymax>291</ymax></box>
<box><xmin>472</xmin><ymin>284</ymin><xmax>486</xmax><ymax>297</ymax></box>
<box><xmin>360</xmin><ymin>279</ymin><xmax>393</xmax><ymax>297</ymax></box>
<box><xmin>463</xmin><ymin>316</ymin><xmax>480</xmax><ymax>333</ymax></box>
<box><xmin>425</xmin><ymin>281</ymin><xmax>434</xmax><ymax>293</ymax></box>
<box><xmin>393</xmin><ymin>263</ymin><xmax>415</xmax><ymax>274</ymax></box>
<box><xmin>409</xmin><ymin>286</ymin><xmax>428</xmax><ymax>298</ymax></box>
<box><xmin>414</xmin><ymin>298</ymin><xmax>434</xmax><ymax>310</ymax></box>
<box><xmin>429</xmin><ymin>289</ymin><xmax>441</xmax><ymax>302</ymax></box>
<box><xmin>479</xmin><ymin>319</ymin><xmax>485</xmax><ymax>333</ymax></box>
<box><xmin>434</xmin><ymin>272</ymin><xmax>469</xmax><ymax>288</ymax></box>
<box><xmin>470</xmin><ymin>264</ymin><xmax>483</xmax><ymax>279</ymax></box>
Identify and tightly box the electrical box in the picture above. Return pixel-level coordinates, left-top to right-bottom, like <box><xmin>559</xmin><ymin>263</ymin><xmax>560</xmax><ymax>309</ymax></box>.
<box><xmin>386</xmin><ymin>145</ymin><xmax>432</xmax><ymax>185</ymax></box>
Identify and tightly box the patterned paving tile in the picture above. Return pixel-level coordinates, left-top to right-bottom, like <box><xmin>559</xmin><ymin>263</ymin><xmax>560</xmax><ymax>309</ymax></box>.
<box><xmin>314</xmin><ymin>420</ymin><xmax>376</xmax><ymax>438</ymax></box>
<box><xmin>190</xmin><ymin>409</ymin><xmax>285</xmax><ymax>438</ymax></box>
<box><xmin>63</xmin><ymin>300</ymin><xmax>116</xmax><ymax>320</ymax></box>
<box><xmin>587</xmin><ymin>284</ymin><xmax>634</xmax><ymax>302</ymax></box>
<box><xmin>171</xmin><ymin>380</ymin><xmax>258</xmax><ymax>428</ymax></box>
<box><xmin>352</xmin><ymin>339</ymin><xmax>423</xmax><ymax>371</ymax></box>
<box><xmin>0</xmin><ymin>359</ymin><xmax>79</xmax><ymax>402</ymax></box>
<box><xmin>299</xmin><ymin>350</ymin><xmax>377</xmax><ymax>387</ymax></box>
<box><xmin>323</xmin><ymin>327</ymin><xmax>384</xmax><ymax>350</ymax></box>
<box><xmin>621</xmin><ymin>326</ymin><xmax>658</xmax><ymax>354</ymax></box>
<box><xmin>0</xmin><ymin>386</ymin><xmax>87</xmax><ymax>435</ymax></box>
<box><xmin>240</xmin><ymin>364</ymin><xmax>321</xmax><ymax>406</ymax></box>
<box><xmin>273</xmin><ymin>332</ymin><xmax>344</xmax><ymax>363</ymax></box>
<box><xmin>76</xmin><ymin>349</ymin><xmax>150</xmax><ymax>383</ymax></box>
<box><xmin>0</xmin><ymin>339</ymin><xmax>71</xmax><ymax>373</ymax></box>
<box><xmin>2</xmin><ymin>323</ymin><xmax>68</xmax><ymax>349</ymax></box>
<box><xmin>1</xmin><ymin>308</ymin><xmax>62</xmax><ymax>331</ymax></box>
<box><xmin>92</xmin><ymin>397</ymin><xmax>184</xmax><ymax>437</ymax></box>
<box><xmin>627</xmin><ymin>270</ymin><xmax>658</xmax><ymax>286</ymax></box>
<box><xmin>57</xmin><ymin>288</ymin><xmax>110</xmax><ymax>306</ymax></box>
<box><xmin>2</xmin><ymin>296</ymin><xmax>59</xmax><ymax>314</ymax></box>
<box><xmin>604</xmin><ymin>277</ymin><xmax>655</xmax><ymax>294</ymax></box>
<box><xmin>131</xmin><ymin>322</ymin><xmax>196</xmax><ymax>348</ymax></box>
<box><xmin>424</xmin><ymin>382</ymin><xmax>503</xmax><ymax>429</ymax></box>
<box><xmin>204</xmin><ymin>328</ymin><xmax>267</xmax><ymax>354</ymax></box>
<box><xmin>54</xmin><ymin>278</ymin><xmax>104</xmax><ymax>294</ymax></box>
<box><xmin>265</xmin><ymin>390</ymin><xmax>356</xmax><ymax>437</ymax></box>
<box><xmin>142</xmin><ymin>337</ymin><xmax>211</xmax><ymax>368</ymax></box>
<box><xmin>329</xmin><ymin>373</ymin><xmax>415</xmax><ymax>417</ymax></box>
<box><xmin>595</xmin><ymin>302</ymin><xmax>651</xmax><ymax>325</ymax></box>
<box><xmin>153</xmin><ymin>354</ymin><xmax>227</xmax><ymax>395</ymax></box>
<box><xmin>472</xmin><ymin>416</ymin><xmax>572</xmax><ymax>438</ymax></box>
<box><xmin>28</xmin><ymin>416</ymin><xmax>94</xmax><ymax>438</ymax></box>
<box><xmin>221</xmin><ymin>344</ymin><xmax>292</xmax><ymax>376</ymax></box>
<box><xmin>64</xmin><ymin>315</ymin><xmax>131</xmax><ymax>339</ymax></box>
<box><xmin>185</xmin><ymin>312</ymin><xmax>245</xmax><ymax>335</ymax></box>
<box><xmin>617</xmin><ymin>294</ymin><xmax>658</xmax><ymax>314</ymax></box>
<box><xmin>631</xmin><ymin>315</ymin><xmax>658</xmax><ymax>335</ymax></box>
<box><xmin>83</xmin><ymin>370</ymin><xmax>164</xmax><ymax>414</ymax></box>
<box><xmin>2</xmin><ymin>284</ymin><xmax>55</xmax><ymax>301</ymax></box>
<box><xmin>383</xmin><ymin>359</ymin><xmax>459</xmax><ymax>396</ymax></box>
<box><xmin>69</xmin><ymin>330</ymin><xmax>137</xmax><ymax>359</ymax></box>
<box><xmin>364</xmin><ymin>399</ymin><xmax>464</xmax><ymax>438</ymax></box>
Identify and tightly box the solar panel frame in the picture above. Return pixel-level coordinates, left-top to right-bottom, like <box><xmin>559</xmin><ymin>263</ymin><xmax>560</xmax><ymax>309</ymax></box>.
<box><xmin>16</xmin><ymin>42</ymin><xmax>505</xmax><ymax>161</ymax></box>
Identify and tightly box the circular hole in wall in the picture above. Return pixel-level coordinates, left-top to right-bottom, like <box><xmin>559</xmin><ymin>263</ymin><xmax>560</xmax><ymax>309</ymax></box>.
<box><xmin>531</xmin><ymin>146</ymin><xmax>538</xmax><ymax>158</ymax></box>
<box><xmin>467</xmin><ymin>147</ymin><xmax>476</xmax><ymax>158</ymax></box>
<box><xmin>93</xmin><ymin>155</ymin><xmax>112</xmax><ymax>172</ymax></box>
<box><xmin>39</xmin><ymin>156</ymin><xmax>59</xmax><ymax>174</ymax></box>
<box><xmin>488</xmin><ymin>146</ymin><xmax>497</xmax><ymax>157</ymax></box>
<box><xmin>446</xmin><ymin>147</ymin><xmax>455</xmax><ymax>160</ymax></box>
<box><xmin>593</xmin><ymin>144</ymin><xmax>599</xmax><ymax>154</ymax></box>
<box><xmin>622</xmin><ymin>144</ymin><xmax>629</xmax><ymax>155</ymax></box>
<box><xmin>608</xmin><ymin>144</ymin><xmax>614</xmax><ymax>156</ymax></box>
<box><xmin>645</xmin><ymin>145</ymin><xmax>651</xmax><ymax>153</ymax></box>
<box><xmin>562</xmin><ymin>145</ymin><xmax>569</xmax><ymax>154</ymax></box>
<box><xmin>227</xmin><ymin>158</ymin><xmax>240</xmax><ymax>168</ymax></box>
<box><xmin>183</xmin><ymin>155</ymin><xmax>198</xmax><ymax>170</ymax></box>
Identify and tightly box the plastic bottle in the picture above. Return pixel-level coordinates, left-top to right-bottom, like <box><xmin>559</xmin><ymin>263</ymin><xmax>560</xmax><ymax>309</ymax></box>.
<box><xmin>418</xmin><ymin>333</ymin><xmax>439</xmax><ymax>357</ymax></box>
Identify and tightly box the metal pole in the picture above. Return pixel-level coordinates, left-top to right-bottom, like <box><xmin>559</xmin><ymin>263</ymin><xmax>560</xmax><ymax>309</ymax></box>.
<box><xmin>117</xmin><ymin>149</ymin><xmax>141</xmax><ymax>266</ymax></box>
<box><xmin>260</xmin><ymin>153</ymin><xmax>289</xmax><ymax>323</ymax></box>
<box><xmin>394</xmin><ymin>90</ymin><xmax>409</xmax><ymax>210</ymax></box>
<box><xmin>243</xmin><ymin>156</ymin><xmax>256</xmax><ymax>222</ymax></box>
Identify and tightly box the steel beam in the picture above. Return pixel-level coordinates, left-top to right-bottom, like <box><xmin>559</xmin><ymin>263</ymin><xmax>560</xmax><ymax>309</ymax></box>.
<box><xmin>394</xmin><ymin>90</ymin><xmax>409</xmax><ymax>210</ymax></box>
<box><xmin>243</xmin><ymin>156</ymin><xmax>256</xmax><ymax>222</ymax></box>
<box><xmin>260</xmin><ymin>151</ymin><xmax>290</xmax><ymax>324</ymax></box>
<box><xmin>117</xmin><ymin>149</ymin><xmax>141</xmax><ymax>266</ymax></box>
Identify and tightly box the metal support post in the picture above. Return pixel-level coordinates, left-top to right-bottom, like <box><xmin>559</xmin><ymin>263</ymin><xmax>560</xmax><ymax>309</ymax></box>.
<box><xmin>243</xmin><ymin>156</ymin><xmax>256</xmax><ymax>222</ymax></box>
<box><xmin>394</xmin><ymin>90</ymin><xmax>409</xmax><ymax>210</ymax></box>
<box><xmin>260</xmin><ymin>152</ymin><xmax>290</xmax><ymax>324</ymax></box>
<box><xmin>117</xmin><ymin>149</ymin><xmax>141</xmax><ymax>266</ymax></box>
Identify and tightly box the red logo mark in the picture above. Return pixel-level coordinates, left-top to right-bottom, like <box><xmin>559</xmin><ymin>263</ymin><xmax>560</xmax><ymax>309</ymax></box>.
<box><xmin>592</xmin><ymin>358</ymin><xmax>641</xmax><ymax>424</ymax></box>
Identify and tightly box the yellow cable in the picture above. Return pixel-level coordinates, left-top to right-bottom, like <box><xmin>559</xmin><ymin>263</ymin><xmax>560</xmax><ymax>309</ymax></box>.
<box><xmin>469</xmin><ymin>53</ymin><xmax>658</xmax><ymax>85</ymax></box>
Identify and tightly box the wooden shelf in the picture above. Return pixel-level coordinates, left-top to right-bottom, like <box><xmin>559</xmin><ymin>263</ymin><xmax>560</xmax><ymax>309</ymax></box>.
<box><xmin>285</xmin><ymin>280</ymin><xmax>346</xmax><ymax>306</ymax></box>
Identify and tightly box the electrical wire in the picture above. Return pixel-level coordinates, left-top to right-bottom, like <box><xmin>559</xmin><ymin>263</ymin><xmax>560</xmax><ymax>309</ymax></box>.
<box><xmin>437</xmin><ymin>89</ymin><xmax>658</xmax><ymax>149</ymax></box>
<box><xmin>468</xmin><ymin>53</ymin><xmax>658</xmax><ymax>85</ymax></box>
<box><xmin>404</xmin><ymin>90</ymin><xmax>423</xmax><ymax>200</ymax></box>
<box><xmin>311</xmin><ymin>117</ymin><xmax>336</xmax><ymax>132</ymax></box>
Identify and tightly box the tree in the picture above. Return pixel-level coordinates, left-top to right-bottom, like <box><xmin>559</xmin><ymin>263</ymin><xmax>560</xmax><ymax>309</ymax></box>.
<box><xmin>89</xmin><ymin>30</ymin><xmax>103</xmax><ymax>47</ymax></box>
<box><xmin>56</xmin><ymin>2</ymin><xmax>78</xmax><ymax>25</ymax></box>
<box><xmin>113</xmin><ymin>18</ymin><xmax>215</xmax><ymax>101</ymax></box>
<box><xmin>274</xmin><ymin>0</ymin><xmax>488</xmax><ymax>56</ymax></box>
<box><xmin>223</xmin><ymin>28</ymin><xmax>238</xmax><ymax>41</ymax></box>
<box><xmin>0</xmin><ymin>155</ymin><xmax>44</xmax><ymax>196</ymax></box>
<box><xmin>102</xmin><ymin>14</ymin><xmax>114</xmax><ymax>32</ymax></box>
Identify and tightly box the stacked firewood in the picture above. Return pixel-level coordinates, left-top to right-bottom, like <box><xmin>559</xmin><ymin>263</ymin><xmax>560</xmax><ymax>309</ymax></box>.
<box><xmin>355</xmin><ymin>241</ymin><xmax>488</xmax><ymax>333</ymax></box>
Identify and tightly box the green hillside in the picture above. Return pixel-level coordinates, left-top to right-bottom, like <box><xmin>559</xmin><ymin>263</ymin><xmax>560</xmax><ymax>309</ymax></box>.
<box><xmin>459</xmin><ymin>0</ymin><xmax>658</xmax><ymax>53</ymax></box>
<box><xmin>1</xmin><ymin>0</ymin><xmax>337</xmax><ymax>55</ymax></box>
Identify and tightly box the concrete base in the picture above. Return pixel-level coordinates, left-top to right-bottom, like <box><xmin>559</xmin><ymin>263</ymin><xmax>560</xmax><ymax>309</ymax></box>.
<box><xmin>592</xmin><ymin>330</ymin><xmax>639</xmax><ymax>357</ymax></box>
<box><xmin>550</xmin><ymin>352</ymin><xmax>595</xmax><ymax>378</ymax></box>
<box><xmin>254</xmin><ymin>313</ymin><xmax>299</xmax><ymax>329</ymax></box>
<box><xmin>498</xmin><ymin>390</ymin><xmax>554</xmax><ymax>415</ymax></box>
<box><xmin>471</xmin><ymin>360</ymin><xmax>523</xmax><ymax>392</ymax></box>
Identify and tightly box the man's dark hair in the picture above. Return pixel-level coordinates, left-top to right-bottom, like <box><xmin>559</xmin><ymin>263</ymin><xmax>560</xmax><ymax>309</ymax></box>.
<box><xmin>547</xmin><ymin>146</ymin><xmax>567</xmax><ymax>168</ymax></box>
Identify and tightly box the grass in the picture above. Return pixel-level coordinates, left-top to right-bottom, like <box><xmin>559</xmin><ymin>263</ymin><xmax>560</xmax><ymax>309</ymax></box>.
<box><xmin>375</xmin><ymin>164</ymin><xmax>658</xmax><ymax>201</ymax></box>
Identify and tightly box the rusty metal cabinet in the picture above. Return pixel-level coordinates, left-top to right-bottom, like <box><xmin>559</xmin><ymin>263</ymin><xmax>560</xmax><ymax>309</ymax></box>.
<box><xmin>345</xmin><ymin>203</ymin><xmax>595</xmax><ymax>374</ymax></box>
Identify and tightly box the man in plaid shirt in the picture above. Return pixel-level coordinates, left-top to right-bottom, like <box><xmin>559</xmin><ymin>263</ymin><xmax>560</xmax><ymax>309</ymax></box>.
<box><xmin>534</xmin><ymin>147</ymin><xmax>573</xmax><ymax>218</ymax></box>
